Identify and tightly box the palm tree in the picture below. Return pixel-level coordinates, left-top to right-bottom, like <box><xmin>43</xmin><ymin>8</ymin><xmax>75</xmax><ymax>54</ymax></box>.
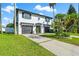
<box><xmin>14</xmin><ymin>3</ymin><xmax>17</xmax><ymax>34</ymax></box>
<box><xmin>49</xmin><ymin>3</ymin><xmax>56</xmax><ymax>31</ymax></box>
<box><xmin>0</xmin><ymin>3</ymin><xmax>2</xmax><ymax>34</ymax></box>
<box><xmin>65</xmin><ymin>13</ymin><xmax>78</xmax><ymax>33</ymax></box>
<box><xmin>49</xmin><ymin>3</ymin><xmax>56</xmax><ymax>21</ymax></box>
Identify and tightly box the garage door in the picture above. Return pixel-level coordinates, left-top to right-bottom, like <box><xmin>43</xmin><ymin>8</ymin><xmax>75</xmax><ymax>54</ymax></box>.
<box><xmin>44</xmin><ymin>27</ymin><xmax>50</xmax><ymax>33</ymax></box>
<box><xmin>22</xmin><ymin>25</ymin><xmax>33</xmax><ymax>34</ymax></box>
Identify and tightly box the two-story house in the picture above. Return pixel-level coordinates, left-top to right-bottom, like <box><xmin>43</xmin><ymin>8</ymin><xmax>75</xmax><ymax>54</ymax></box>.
<box><xmin>16</xmin><ymin>8</ymin><xmax>53</xmax><ymax>34</ymax></box>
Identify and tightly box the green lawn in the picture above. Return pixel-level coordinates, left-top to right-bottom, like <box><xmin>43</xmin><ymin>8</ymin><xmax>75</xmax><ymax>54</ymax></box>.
<box><xmin>40</xmin><ymin>33</ymin><xmax>79</xmax><ymax>46</ymax></box>
<box><xmin>0</xmin><ymin>34</ymin><xmax>55</xmax><ymax>56</ymax></box>
<box><xmin>66</xmin><ymin>32</ymin><xmax>79</xmax><ymax>36</ymax></box>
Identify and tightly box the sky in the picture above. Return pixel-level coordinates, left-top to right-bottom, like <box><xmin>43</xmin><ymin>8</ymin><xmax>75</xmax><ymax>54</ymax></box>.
<box><xmin>1</xmin><ymin>3</ymin><xmax>78</xmax><ymax>28</ymax></box>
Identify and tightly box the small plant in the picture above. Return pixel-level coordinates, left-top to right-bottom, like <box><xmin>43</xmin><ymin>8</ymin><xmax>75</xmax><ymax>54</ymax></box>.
<box><xmin>61</xmin><ymin>33</ymin><xmax>70</xmax><ymax>38</ymax></box>
<box><xmin>54</xmin><ymin>32</ymin><xmax>70</xmax><ymax>39</ymax></box>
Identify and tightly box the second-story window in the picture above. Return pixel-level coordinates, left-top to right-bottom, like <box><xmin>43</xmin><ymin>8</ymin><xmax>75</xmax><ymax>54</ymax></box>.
<box><xmin>38</xmin><ymin>17</ymin><xmax>40</xmax><ymax>21</ymax></box>
<box><xmin>22</xmin><ymin>12</ymin><xmax>31</xmax><ymax>19</ymax></box>
<box><xmin>45</xmin><ymin>17</ymin><xmax>50</xmax><ymax>22</ymax></box>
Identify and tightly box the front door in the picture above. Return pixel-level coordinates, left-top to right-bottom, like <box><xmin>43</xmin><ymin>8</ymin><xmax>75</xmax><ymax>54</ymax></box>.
<box><xmin>36</xmin><ymin>26</ymin><xmax>41</xmax><ymax>33</ymax></box>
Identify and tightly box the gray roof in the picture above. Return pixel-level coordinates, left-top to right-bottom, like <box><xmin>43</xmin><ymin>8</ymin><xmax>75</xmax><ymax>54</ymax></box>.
<box><xmin>16</xmin><ymin>8</ymin><xmax>53</xmax><ymax>19</ymax></box>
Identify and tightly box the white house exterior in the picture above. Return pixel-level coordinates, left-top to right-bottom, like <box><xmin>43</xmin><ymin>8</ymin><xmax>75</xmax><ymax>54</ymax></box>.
<box><xmin>16</xmin><ymin>9</ymin><xmax>53</xmax><ymax>34</ymax></box>
<box><xmin>5</xmin><ymin>27</ymin><xmax>14</xmax><ymax>33</ymax></box>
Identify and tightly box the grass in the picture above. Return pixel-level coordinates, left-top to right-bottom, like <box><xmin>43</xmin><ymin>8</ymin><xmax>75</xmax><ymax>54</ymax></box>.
<box><xmin>40</xmin><ymin>33</ymin><xmax>79</xmax><ymax>46</ymax></box>
<box><xmin>0</xmin><ymin>34</ymin><xmax>55</xmax><ymax>56</ymax></box>
<box><xmin>67</xmin><ymin>32</ymin><xmax>79</xmax><ymax>36</ymax></box>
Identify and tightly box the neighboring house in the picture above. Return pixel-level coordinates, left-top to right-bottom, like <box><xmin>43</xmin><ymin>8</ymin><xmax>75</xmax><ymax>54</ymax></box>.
<box><xmin>16</xmin><ymin>8</ymin><xmax>53</xmax><ymax>34</ymax></box>
<box><xmin>2</xmin><ymin>27</ymin><xmax>5</xmax><ymax>32</ymax></box>
<box><xmin>5</xmin><ymin>23</ymin><xmax>14</xmax><ymax>33</ymax></box>
<box><xmin>5</xmin><ymin>27</ymin><xmax>14</xmax><ymax>33</ymax></box>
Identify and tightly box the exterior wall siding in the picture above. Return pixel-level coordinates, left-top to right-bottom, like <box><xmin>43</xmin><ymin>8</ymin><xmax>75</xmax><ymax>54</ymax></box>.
<box><xmin>17</xmin><ymin>10</ymin><xmax>53</xmax><ymax>34</ymax></box>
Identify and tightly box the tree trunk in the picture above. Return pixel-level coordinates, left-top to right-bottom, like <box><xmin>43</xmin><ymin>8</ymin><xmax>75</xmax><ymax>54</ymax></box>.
<box><xmin>0</xmin><ymin>3</ymin><xmax>2</xmax><ymax>34</ymax></box>
<box><xmin>52</xmin><ymin>6</ymin><xmax>55</xmax><ymax>31</ymax></box>
<box><xmin>77</xmin><ymin>3</ymin><xmax>79</xmax><ymax>33</ymax></box>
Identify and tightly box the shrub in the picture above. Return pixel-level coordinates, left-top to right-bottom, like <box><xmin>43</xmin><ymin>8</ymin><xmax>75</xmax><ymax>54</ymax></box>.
<box><xmin>49</xmin><ymin>29</ymin><xmax>54</xmax><ymax>33</ymax></box>
<box><xmin>54</xmin><ymin>32</ymin><xmax>70</xmax><ymax>39</ymax></box>
<box><xmin>61</xmin><ymin>33</ymin><xmax>70</xmax><ymax>37</ymax></box>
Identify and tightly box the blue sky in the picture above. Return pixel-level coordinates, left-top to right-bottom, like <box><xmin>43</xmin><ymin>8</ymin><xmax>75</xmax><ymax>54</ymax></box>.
<box><xmin>2</xmin><ymin>3</ymin><xmax>78</xmax><ymax>27</ymax></box>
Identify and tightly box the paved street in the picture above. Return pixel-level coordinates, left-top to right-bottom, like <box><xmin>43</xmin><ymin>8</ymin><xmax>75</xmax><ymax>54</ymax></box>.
<box><xmin>23</xmin><ymin>34</ymin><xmax>79</xmax><ymax>56</ymax></box>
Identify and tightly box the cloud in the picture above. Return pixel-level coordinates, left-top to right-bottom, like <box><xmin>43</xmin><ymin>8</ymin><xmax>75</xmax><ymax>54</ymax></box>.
<box><xmin>3</xmin><ymin>17</ymin><xmax>13</xmax><ymax>23</ymax></box>
<box><xmin>2</xmin><ymin>5</ymin><xmax>14</xmax><ymax>13</ymax></box>
<box><xmin>2</xmin><ymin>28</ymin><xmax>5</xmax><ymax>31</ymax></box>
<box><xmin>4</xmin><ymin>17</ymin><xmax>10</xmax><ymax>21</ymax></box>
<box><xmin>2</xmin><ymin>17</ymin><xmax>13</xmax><ymax>29</ymax></box>
<box><xmin>2</xmin><ymin>23</ymin><xmax>6</xmax><ymax>27</ymax></box>
<box><xmin>2</xmin><ymin>23</ymin><xmax>6</xmax><ymax>31</ymax></box>
<box><xmin>39</xmin><ymin>13</ymin><xmax>44</xmax><ymax>15</ymax></box>
<box><xmin>34</xmin><ymin>5</ymin><xmax>56</xmax><ymax>12</ymax></box>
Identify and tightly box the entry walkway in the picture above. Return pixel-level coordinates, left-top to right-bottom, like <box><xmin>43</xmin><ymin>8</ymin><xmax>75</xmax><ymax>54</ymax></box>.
<box><xmin>23</xmin><ymin>34</ymin><xmax>79</xmax><ymax>56</ymax></box>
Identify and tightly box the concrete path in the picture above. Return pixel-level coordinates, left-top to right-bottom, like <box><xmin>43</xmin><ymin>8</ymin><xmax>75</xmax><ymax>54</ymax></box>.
<box><xmin>23</xmin><ymin>34</ymin><xmax>79</xmax><ymax>56</ymax></box>
<box><xmin>70</xmin><ymin>35</ymin><xmax>79</xmax><ymax>38</ymax></box>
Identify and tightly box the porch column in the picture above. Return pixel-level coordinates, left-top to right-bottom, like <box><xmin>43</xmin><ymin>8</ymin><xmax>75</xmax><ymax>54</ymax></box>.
<box><xmin>33</xmin><ymin>24</ymin><xmax>36</xmax><ymax>34</ymax></box>
<box><xmin>41</xmin><ymin>24</ymin><xmax>44</xmax><ymax>33</ymax></box>
<box><xmin>18</xmin><ymin>23</ymin><xmax>22</xmax><ymax>34</ymax></box>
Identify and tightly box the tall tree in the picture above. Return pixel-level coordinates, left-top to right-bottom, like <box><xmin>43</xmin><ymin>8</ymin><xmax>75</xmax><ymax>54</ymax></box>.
<box><xmin>0</xmin><ymin>3</ymin><xmax>2</xmax><ymax>34</ymax></box>
<box><xmin>14</xmin><ymin>3</ymin><xmax>17</xmax><ymax>34</ymax></box>
<box><xmin>65</xmin><ymin>13</ymin><xmax>78</xmax><ymax>32</ymax></box>
<box><xmin>6</xmin><ymin>23</ymin><xmax>14</xmax><ymax>28</ymax></box>
<box><xmin>49</xmin><ymin>3</ymin><xmax>56</xmax><ymax>21</ymax></box>
<box><xmin>55</xmin><ymin>14</ymin><xmax>66</xmax><ymax>33</ymax></box>
<box><xmin>55</xmin><ymin>14</ymin><xmax>66</xmax><ymax>20</ymax></box>
<box><xmin>49</xmin><ymin>3</ymin><xmax>56</xmax><ymax>32</ymax></box>
<box><xmin>67</xmin><ymin>4</ymin><xmax>76</xmax><ymax>14</ymax></box>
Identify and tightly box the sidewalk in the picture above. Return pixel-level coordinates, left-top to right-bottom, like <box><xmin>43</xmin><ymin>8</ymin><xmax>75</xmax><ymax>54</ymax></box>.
<box><xmin>23</xmin><ymin>34</ymin><xmax>79</xmax><ymax>56</ymax></box>
<box><xmin>70</xmin><ymin>35</ymin><xmax>79</xmax><ymax>38</ymax></box>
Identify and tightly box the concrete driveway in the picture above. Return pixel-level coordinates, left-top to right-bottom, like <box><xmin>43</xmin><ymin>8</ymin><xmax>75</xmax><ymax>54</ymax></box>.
<box><xmin>23</xmin><ymin>34</ymin><xmax>79</xmax><ymax>56</ymax></box>
<box><xmin>23</xmin><ymin>34</ymin><xmax>52</xmax><ymax>43</ymax></box>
